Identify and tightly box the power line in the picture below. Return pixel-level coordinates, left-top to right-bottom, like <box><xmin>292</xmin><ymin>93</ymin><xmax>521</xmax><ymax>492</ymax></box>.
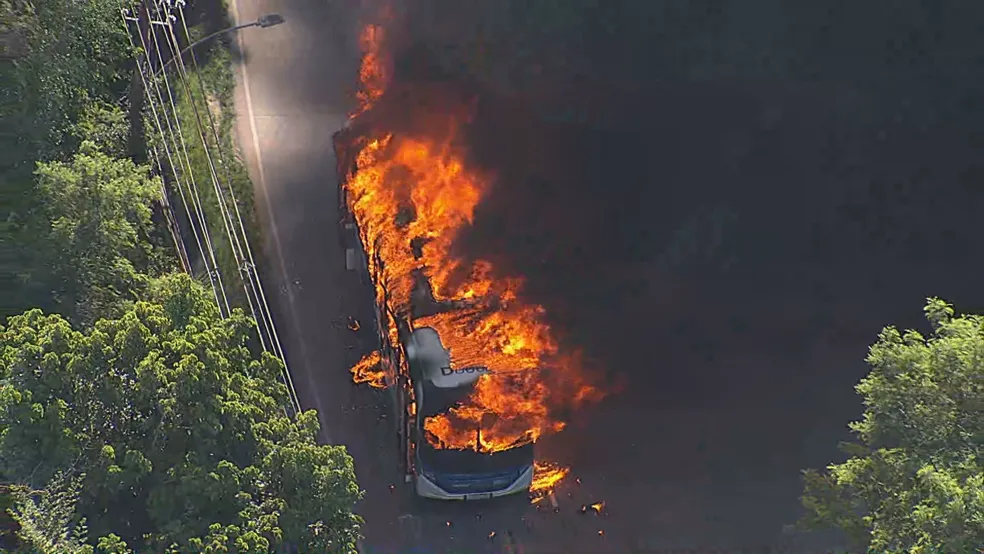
<box><xmin>125</xmin><ymin>2</ymin><xmax>227</xmax><ymax>312</ymax></box>
<box><xmin>121</xmin><ymin>1</ymin><xmax>300</xmax><ymax>416</ymax></box>
<box><xmin>155</xmin><ymin>1</ymin><xmax>264</xmax><ymax>342</ymax></box>
<box><xmin>119</xmin><ymin>4</ymin><xmax>224</xmax><ymax>311</ymax></box>
<box><xmin>171</xmin><ymin>3</ymin><xmax>292</xmax><ymax>389</ymax></box>
<box><xmin>149</xmin><ymin>0</ymin><xmax>300</xmax><ymax>415</ymax></box>
<box><xmin>157</xmin><ymin>5</ymin><xmax>272</xmax><ymax>349</ymax></box>
<box><xmin>149</xmin><ymin>144</ymin><xmax>193</xmax><ymax>273</ymax></box>
<box><xmin>143</xmin><ymin>1</ymin><xmax>232</xmax><ymax>317</ymax></box>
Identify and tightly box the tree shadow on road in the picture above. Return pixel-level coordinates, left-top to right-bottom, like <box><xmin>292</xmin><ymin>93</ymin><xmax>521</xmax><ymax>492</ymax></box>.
<box><xmin>225</xmin><ymin>32</ymin><xmax>249</xmax><ymax>66</ymax></box>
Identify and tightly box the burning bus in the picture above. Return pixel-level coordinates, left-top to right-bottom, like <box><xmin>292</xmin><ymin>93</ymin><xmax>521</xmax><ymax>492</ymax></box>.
<box><xmin>334</xmin><ymin>23</ymin><xmax>604</xmax><ymax>494</ymax></box>
<box><xmin>334</xmin><ymin>120</ymin><xmax>537</xmax><ymax>500</ymax></box>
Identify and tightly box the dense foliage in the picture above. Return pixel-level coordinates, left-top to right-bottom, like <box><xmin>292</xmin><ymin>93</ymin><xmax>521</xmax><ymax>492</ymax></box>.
<box><xmin>0</xmin><ymin>1</ymin><xmax>363</xmax><ymax>552</ymax></box>
<box><xmin>34</xmin><ymin>139</ymin><xmax>173</xmax><ymax>325</ymax></box>
<box><xmin>1</xmin><ymin>274</ymin><xmax>363</xmax><ymax>553</ymax></box>
<box><xmin>800</xmin><ymin>298</ymin><xmax>984</xmax><ymax>553</ymax></box>
<box><xmin>1</xmin><ymin>0</ymin><xmax>134</xmax><ymax>319</ymax></box>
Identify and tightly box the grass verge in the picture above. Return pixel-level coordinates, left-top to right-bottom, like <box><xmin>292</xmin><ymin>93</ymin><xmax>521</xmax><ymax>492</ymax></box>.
<box><xmin>163</xmin><ymin>38</ymin><xmax>261</xmax><ymax>311</ymax></box>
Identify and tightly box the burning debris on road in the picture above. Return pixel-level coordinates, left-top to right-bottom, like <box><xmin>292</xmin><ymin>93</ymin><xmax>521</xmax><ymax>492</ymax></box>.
<box><xmin>530</xmin><ymin>461</ymin><xmax>569</xmax><ymax>497</ymax></box>
<box><xmin>350</xmin><ymin>350</ymin><xmax>386</xmax><ymax>389</ymax></box>
<box><xmin>580</xmin><ymin>501</ymin><xmax>606</xmax><ymax>514</ymax></box>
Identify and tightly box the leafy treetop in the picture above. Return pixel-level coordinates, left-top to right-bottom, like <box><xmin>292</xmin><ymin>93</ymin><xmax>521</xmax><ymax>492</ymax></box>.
<box><xmin>1</xmin><ymin>273</ymin><xmax>364</xmax><ymax>554</ymax></box>
<box><xmin>800</xmin><ymin>297</ymin><xmax>984</xmax><ymax>554</ymax></box>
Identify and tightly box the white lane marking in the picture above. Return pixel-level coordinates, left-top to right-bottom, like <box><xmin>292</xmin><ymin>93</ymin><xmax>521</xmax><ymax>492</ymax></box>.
<box><xmin>228</xmin><ymin>0</ymin><xmax>330</xmax><ymax>441</ymax></box>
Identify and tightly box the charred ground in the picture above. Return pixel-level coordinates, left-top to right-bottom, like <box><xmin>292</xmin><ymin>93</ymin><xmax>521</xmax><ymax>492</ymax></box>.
<box><xmin>349</xmin><ymin>1</ymin><xmax>984</xmax><ymax>549</ymax></box>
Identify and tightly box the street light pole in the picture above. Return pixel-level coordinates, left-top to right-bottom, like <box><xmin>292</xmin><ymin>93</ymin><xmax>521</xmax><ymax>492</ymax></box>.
<box><xmin>152</xmin><ymin>13</ymin><xmax>284</xmax><ymax>79</ymax></box>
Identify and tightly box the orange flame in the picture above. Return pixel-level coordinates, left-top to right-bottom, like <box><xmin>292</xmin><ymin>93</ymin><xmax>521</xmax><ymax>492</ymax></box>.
<box><xmin>530</xmin><ymin>460</ymin><xmax>569</xmax><ymax>494</ymax></box>
<box><xmin>350</xmin><ymin>23</ymin><xmax>390</xmax><ymax>119</ymax></box>
<box><xmin>342</xmin><ymin>20</ymin><xmax>603</xmax><ymax>454</ymax></box>
<box><xmin>350</xmin><ymin>351</ymin><xmax>387</xmax><ymax>389</ymax></box>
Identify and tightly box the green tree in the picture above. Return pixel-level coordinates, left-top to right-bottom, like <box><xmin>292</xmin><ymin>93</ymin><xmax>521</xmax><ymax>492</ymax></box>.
<box><xmin>799</xmin><ymin>297</ymin><xmax>984</xmax><ymax>553</ymax></box>
<box><xmin>0</xmin><ymin>273</ymin><xmax>363</xmax><ymax>553</ymax></box>
<box><xmin>69</xmin><ymin>101</ymin><xmax>131</xmax><ymax>160</ymax></box>
<box><xmin>2</xmin><ymin>0</ymin><xmax>132</xmax><ymax>155</ymax></box>
<box><xmin>33</xmin><ymin>140</ymin><xmax>173</xmax><ymax>325</ymax></box>
<box><xmin>0</xmin><ymin>0</ymin><xmax>134</xmax><ymax>318</ymax></box>
<box><xmin>6</xmin><ymin>472</ymin><xmax>93</xmax><ymax>554</ymax></box>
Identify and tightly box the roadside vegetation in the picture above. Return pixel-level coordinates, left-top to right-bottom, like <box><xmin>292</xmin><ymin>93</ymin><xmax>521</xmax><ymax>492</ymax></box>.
<box><xmin>799</xmin><ymin>298</ymin><xmax>984</xmax><ymax>552</ymax></box>
<box><xmin>160</xmin><ymin>40</ymin><xmax>259</xmax><ymax>310</ymax></box>
<box><xmin>0</xmin><ymin>1</ymin><xmax>362</xmax><ymax>552</ymax></box>
<box><xmin>150</xmin><ymin>4</ymin><xmax>262</xmax><ymax>312</ymax></box>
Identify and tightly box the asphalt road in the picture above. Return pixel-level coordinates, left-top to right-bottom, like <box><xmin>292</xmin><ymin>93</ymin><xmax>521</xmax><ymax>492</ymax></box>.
<box><xmin>227</xmin><ymin>1</ymin><xmax>593</xmax><ymax>552</ymax></box>
<box><xmin>225</xmin><ymin>1</ymin><xmax>983</xmax><ymax>553</ymax></box>
<box><xmin>227</xmin><ymin>0</ymin><xmax>402</xmax><ymax>542</ymax></box>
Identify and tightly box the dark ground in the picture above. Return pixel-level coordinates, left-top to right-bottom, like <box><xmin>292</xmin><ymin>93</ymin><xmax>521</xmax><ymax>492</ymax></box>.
<box><xmin>359</xmin><ymin>1</ymin><xmax>984</xmax><ymax>551</ymax></box>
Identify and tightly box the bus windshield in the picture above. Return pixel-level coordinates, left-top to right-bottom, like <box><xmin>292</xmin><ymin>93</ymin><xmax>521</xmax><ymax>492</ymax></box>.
<box><xmin>418</xmin><ymin>381</ymin><xmax>534</xmax><ymax>474</ymax></box>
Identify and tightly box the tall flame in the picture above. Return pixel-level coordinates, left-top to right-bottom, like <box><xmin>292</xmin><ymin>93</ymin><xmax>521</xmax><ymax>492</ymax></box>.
<box><xmin>351</xmin><ymin>23</ymin><xmax>390</xmax><ymax>119</ymax></box>
<box><xmin>342</xmin><ymin>20</ymin><xmax>602</xmax><ymax>455</ymax></box>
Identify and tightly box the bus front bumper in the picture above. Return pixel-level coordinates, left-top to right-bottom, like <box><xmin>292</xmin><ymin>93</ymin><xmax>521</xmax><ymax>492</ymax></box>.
<box><xmin>415</xmin><ymin>465</ymin><xmax>534</xmax><ymax>500</ymax></box>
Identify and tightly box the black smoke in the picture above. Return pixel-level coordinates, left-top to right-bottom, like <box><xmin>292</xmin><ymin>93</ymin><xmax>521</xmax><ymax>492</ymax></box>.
<box><xmin>357</xmin><ymin>1</ymin><xmax>984</xmax><ymax>542</ymax></box>
<box><xmin>370</xmin><ymin>0</ymin><xmax>984</xmax><ymax>358</ymax></box>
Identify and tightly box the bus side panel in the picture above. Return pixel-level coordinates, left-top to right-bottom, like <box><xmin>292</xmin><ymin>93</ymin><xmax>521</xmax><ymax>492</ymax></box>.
<box><xmin>338</xmin><ymin>132</ymin><xmax>416</xmax><ymax>479</ymax></box>
<box><xmin>367</xmin><ymin>247</ymin><xmax>415</xmax><ymax>478</ymax></box>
